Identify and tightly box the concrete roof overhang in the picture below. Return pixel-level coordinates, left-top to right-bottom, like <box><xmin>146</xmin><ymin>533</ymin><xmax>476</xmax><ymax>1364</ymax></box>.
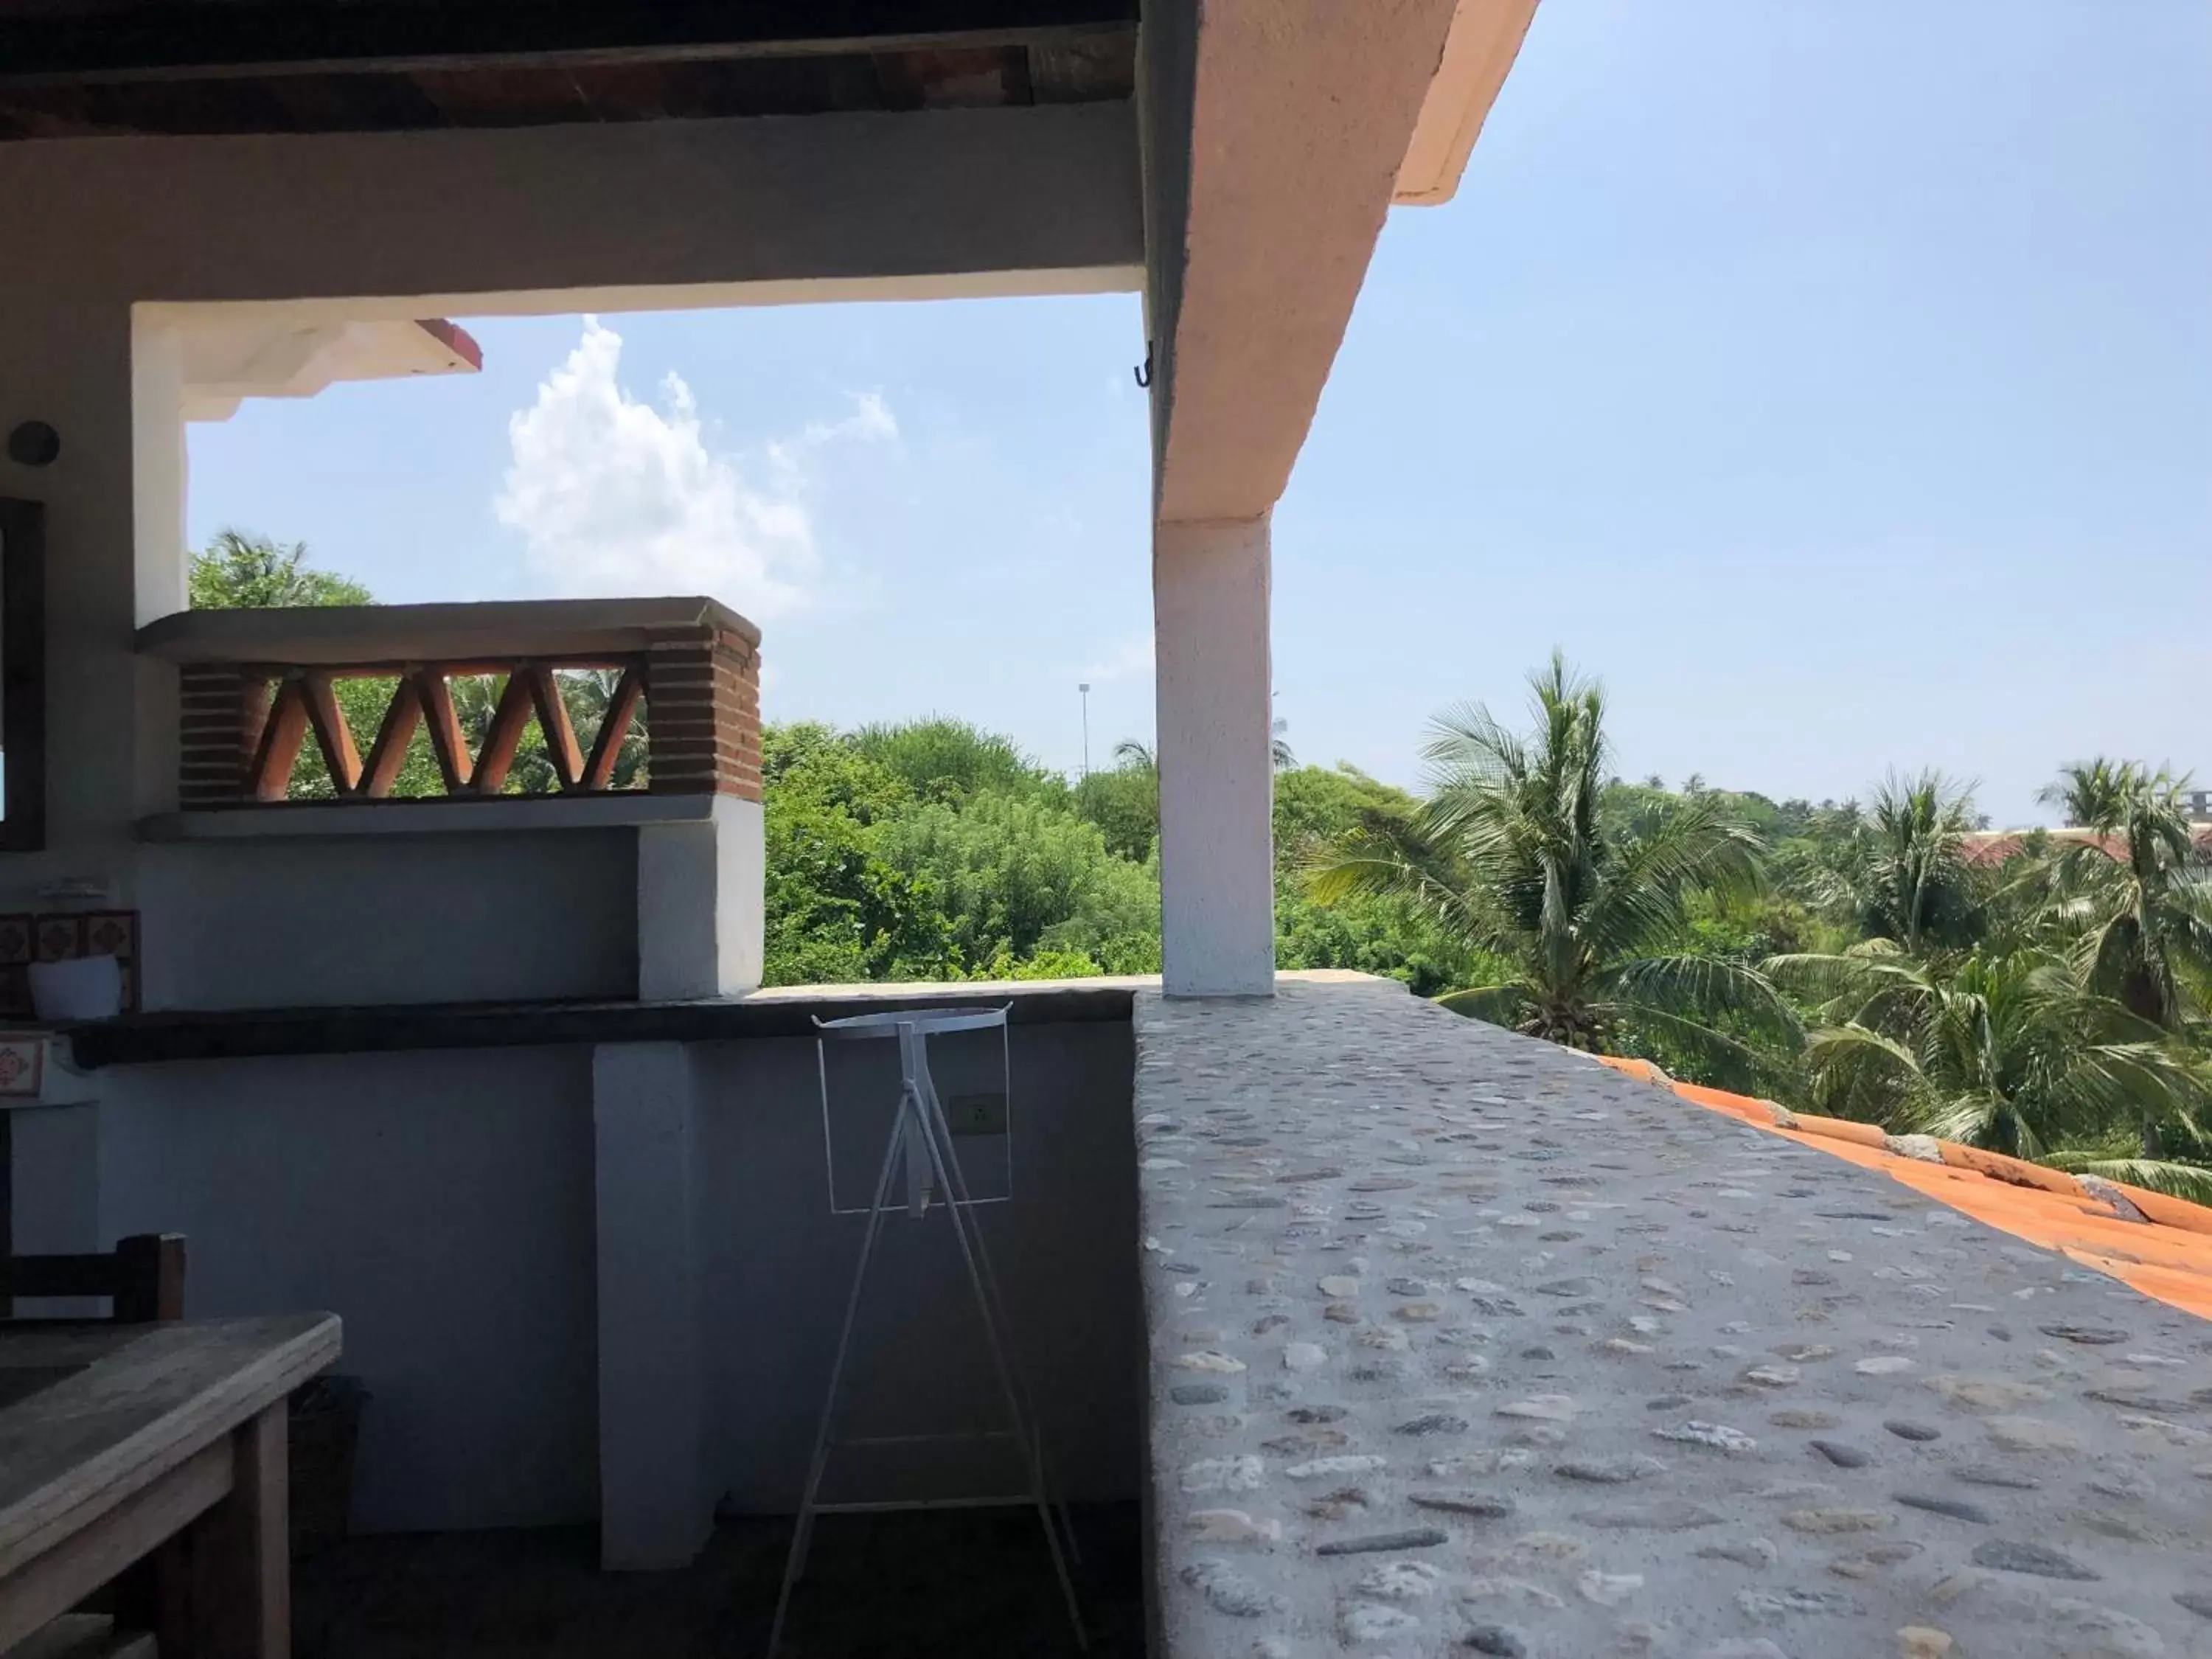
<box><xmin>179</xmin><ymin>316</ymin><xmax>481</xmax><ymax>422</ymax></box>
<box><xmin>1146</xmin><ymin>0</ymin><xmax>1540</xmax><ymax>525</ymax></box>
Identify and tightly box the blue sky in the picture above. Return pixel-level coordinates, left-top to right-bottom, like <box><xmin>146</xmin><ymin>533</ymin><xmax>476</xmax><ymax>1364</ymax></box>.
<box><xmin>187</xmin><ymin>0</ymin><xmax>2212</xmax><ymax>829</ymax></box>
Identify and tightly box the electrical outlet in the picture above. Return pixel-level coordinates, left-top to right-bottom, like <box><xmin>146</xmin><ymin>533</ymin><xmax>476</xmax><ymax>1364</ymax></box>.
<box><xmin>945</xmin><ymin>1091</ymin><xmax>1009</xmax><ymax>1136</ymax></box>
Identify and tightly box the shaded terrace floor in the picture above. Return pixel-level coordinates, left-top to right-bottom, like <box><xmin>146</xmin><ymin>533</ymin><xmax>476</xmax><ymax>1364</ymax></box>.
<box><xmin>295</xmin><ymin>1503</ymin><xmax>1147</xmax><ymax>1659</ymax></box>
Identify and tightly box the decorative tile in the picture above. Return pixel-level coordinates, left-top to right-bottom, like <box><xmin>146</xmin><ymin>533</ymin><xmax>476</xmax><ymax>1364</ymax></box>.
<box><xmin>83</xmin><ymin>910</ymin><xmax>137</xmax><ymax>962</ymax></box>
<box><xmin>0</xmin><ymin>1032</ymin><xmax>44</xmax><ymax>1097</ymax></box>
<box><xmin>33</xmin><ymin>915</ymin><xmax>83</xmax><ymax>962</ymax></box>
<box><xmin>0</xmin><ymin>914</ymin><xmax>31</xmax><ymax>965</ymax></box>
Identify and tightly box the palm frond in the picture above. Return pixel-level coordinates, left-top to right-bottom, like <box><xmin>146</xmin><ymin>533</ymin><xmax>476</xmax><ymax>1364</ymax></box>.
<box><xmin>1605</xmin><ymin>954</ymin><xmax>1803</xmax><ymax>1048</ymax></box>
<box><xmin>1435</xmin><ymin>983</ymin><xmax>1538</xmax><ymax>1026</ymax></box>
<box><xmin>1601</xmin><ymin>1000</ymin><xmax>1802</xmax><ymax>1093</ymax></box>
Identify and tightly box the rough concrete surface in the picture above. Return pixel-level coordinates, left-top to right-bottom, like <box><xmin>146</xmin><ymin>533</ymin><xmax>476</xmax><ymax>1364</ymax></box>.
<box><xmin>1137</xmin><ymin>978</ymin><xmax>2212</xmax><ymax>1659</ymax></box>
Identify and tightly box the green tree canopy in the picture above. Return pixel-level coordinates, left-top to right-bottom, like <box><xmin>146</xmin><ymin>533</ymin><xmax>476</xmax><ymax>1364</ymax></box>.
<box><xmin>849</xmin><ymin>717</ymin><xmax>1060</xmax><ymax>805</ymax></box>
<box><xmin>189</xmin><ymin>528</ymin><xmax>373</xmax><ymax>610</ymax></box>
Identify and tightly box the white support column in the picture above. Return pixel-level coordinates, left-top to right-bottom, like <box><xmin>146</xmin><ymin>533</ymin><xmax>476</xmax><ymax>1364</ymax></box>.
<box><xmin>1154</xmin><ymin>514</ymin><xmax>1276</xmax><ymax>997</ymax></box>
<box><xmin>592</xmin><ymin>1041</ymin><xmax>713</xmax><ymax>1569</ymax></box>
<box><xmin>128</xmin><ymin>310</ymin><xmax>189</xmax><ymax>627</ymax></box>
<box><xmin>636</xmin><ymin>795</ymin><xmax>765</xmax><ymax>1001</ymax></box>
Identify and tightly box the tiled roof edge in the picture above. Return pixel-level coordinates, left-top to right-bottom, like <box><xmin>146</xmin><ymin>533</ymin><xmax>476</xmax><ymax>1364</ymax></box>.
<box><xmin>1590</xmin><ymin>1053</ymin><xmax>2212</xmax><ymax>1240</ymax></box>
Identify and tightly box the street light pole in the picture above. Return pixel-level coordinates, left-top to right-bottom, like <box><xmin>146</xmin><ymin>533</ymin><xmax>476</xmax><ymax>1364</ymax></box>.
<box><xmin>1078</xmin><ymin>683</ymin><xmax>1092</xmax><ymax>779</ymax></box>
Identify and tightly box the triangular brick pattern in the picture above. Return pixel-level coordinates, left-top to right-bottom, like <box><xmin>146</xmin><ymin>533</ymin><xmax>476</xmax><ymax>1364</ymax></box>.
<box><xmin>176</xmin><ymin>625</ymin><xmax>759</xmax><ymax>808</ymax></box>
<box><xmin>236</xmin><ymin>662</ymin><xmax>642</xmax><ymax>801</ymax></box>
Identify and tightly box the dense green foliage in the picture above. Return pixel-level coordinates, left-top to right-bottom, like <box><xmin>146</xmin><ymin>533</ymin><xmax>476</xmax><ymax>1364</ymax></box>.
<box><xmin>190</xmin><ymin>529</ymin><xmax>375</xmax><ymax>611</ymax></box>
<box><xmin>754</xmin><ymin>714</ymin><xmax>1468</xmax><ymax>990</ymax></box>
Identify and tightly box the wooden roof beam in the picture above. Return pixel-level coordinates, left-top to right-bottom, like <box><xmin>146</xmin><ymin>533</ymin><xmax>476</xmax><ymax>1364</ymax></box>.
<box><xmin>0</xmin><ymin>0</ymin><xmax>1138</xmax><ymax>88</ymax></box>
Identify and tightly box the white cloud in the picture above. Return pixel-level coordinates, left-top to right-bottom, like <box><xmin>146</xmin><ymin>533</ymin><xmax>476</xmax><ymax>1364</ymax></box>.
<box><xmin>495</xmin><ymin>319</ymin><xmax>894</xmax><ymax>617</ymax></box>
<box><xmin>1082</xmin><ymin>634</ymin><xmax>1155</xmax><ymax>683</ymax></box>
<box><xmin>804</xmin><ymin>391</ymin><xmax>898</xmax><ymax>446</ymax></box>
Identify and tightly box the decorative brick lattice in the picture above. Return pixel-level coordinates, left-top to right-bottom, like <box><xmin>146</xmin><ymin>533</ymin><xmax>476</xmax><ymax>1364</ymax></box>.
<box><xmin>170</xmin><ymin>609</ymin><xmax>761</xmax><ymax>807</ymax></box>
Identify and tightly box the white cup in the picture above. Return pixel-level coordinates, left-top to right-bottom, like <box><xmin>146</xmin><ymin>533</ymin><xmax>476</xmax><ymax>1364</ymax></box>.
<box><xmin>29</xmin><ymin>954</ymin><xmax>124</xmax><ymax>1023</ymax></box>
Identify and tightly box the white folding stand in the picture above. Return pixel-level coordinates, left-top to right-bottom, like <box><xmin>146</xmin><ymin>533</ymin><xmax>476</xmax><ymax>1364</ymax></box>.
<box><xmin>767</xmin><ymin>1006</ymin><xmax>1083</xmax><ymax>1656</ymax></box>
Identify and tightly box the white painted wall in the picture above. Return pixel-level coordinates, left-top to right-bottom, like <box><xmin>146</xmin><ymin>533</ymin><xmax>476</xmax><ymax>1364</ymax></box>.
<box><xmin>9</xmin><ymin>1018</ymin><xmax>1139</xmax><ymax>1537</ymax></box>
<box><xmin>7</xmin><ymin>1102</ymin><xmax>99</xmax><ymax>1257</ymax></box>
<box><xmin>637</xmin><ymin>798</ymin><xmax>765</xmax><ymax>1001</ymax></box>
<box><xmin>593</xmin><ymin>1042</ymin><xmax>713</xmax><ymax>1568</ymax></box>
<box><xmin>92</xmin><ymin>1048</ymin><xmax>602</xmax><ymax>1534</ymax></box>
<box><xmin>1154</xmin><ymin>515</ymin><xmax>1276</xmax><ymax>996</ymax></box>
<box><xmin>137</xmin><ymin>832</ymin><xmax>639</xmax><ymax>1009</ymax></box>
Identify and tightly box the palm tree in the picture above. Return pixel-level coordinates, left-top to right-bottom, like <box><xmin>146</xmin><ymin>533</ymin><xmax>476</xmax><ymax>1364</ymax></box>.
<box><xmin>1768</xmin><ymin>943</ymin><xmax>2212</xmax><ymax>1198</ymax></box>
<box><xmin>1110</xmin><ymin>739</ymin><xmax>1154</xmax><ymax>772</ymax></box>
<box><xmin>2032</xmin><ymin>765</ymin><xmax>2212</xmax><ymax>1147</ymax></box>
<box><xmin>1311</xmin><ymin>653</ymin><xmax>1800</xmax><ymax>1077</ymax></box>
<box><xmin>1832</xmin><ymin>771</ymin><xmax>1982</xmax><ymax>952</ymax></box>
<box><xmin>445</xmin><ymin>667</ymin><xmax>647</xmax><ymax>795</ymax></box>
<box><xmin>188</xmin><ymin>528</ymin><xmax>372</xmax><ymax>610</ymax></box>
<box><xmin>2041</xmin><ymin>758</ymin><xmax>2139</xmax><ymax>831</ymax></box>
<box><xmin>1109</xmin><ymin>731</ymin><xmax>1295</xmax><ymax>771</ymax></box>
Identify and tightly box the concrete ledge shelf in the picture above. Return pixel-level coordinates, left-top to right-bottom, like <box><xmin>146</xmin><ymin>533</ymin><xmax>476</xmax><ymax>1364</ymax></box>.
<box><xmin>136</xmin><ymin>595</ymin><xmax>758</xmax><ymax>664</ymax></box>
<box><xmin>66</xmin><ymin>978</ymin><xmax>1141</xmax><ymax>1069</ymax></box>
<box><xmin>139</xmin><ymin>793</ymin><xmax>720</xmax><ymax>840</ymax></box>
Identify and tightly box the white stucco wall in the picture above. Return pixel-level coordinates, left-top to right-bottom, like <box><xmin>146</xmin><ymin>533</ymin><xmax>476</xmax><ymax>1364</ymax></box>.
<box><xmin>1155</xmin><ymin>515</ymin><xmax>1276</xmax><ymax>995</ymax></box>
<box><xmin>12</xmin><ymin>1016</ymin><xmax>1139</xmax><ymax>1536</ymax></box>
<box><xmin>636</xmin><ymin>797</ymin><xmax>765</xmax><ymax>1002</ymax></box>
<box><xmin>137</xmin><ymin>832</ymin><xmax>640</xmax><ymax>1009</ymax></box>
<box><xmin>91</xmin><ymin>1047</ymin><xmax>602</xmax><ymax>1534</ymax></box>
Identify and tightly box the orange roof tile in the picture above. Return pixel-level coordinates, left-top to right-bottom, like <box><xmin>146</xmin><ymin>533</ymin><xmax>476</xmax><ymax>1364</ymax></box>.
<box><xmin>1595</xmin><ymin>1054</ymin><xmax>2212</xmax><ymax>1322</ymax></box>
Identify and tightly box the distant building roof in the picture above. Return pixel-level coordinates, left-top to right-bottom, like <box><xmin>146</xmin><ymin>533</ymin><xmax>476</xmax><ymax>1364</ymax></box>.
<box><xmin>1959</xmin><ymin>824</ymin><xmax>2212</xmax><ymax>866</ymax></box>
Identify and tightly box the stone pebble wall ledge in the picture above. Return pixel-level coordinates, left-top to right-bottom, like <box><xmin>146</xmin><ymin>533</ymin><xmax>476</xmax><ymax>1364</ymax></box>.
<box><xmin>1135</xmin><ymin>977</ymin><xmax>2212</xmax><ymax>1659</ymax></box>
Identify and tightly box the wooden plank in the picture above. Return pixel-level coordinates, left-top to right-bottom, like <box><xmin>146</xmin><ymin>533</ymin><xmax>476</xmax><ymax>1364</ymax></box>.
<box><xmin>0</xmin><ymin>2</ymin><xmax>1140</xmax><ymax>86</ymax></box>
<box><xmin>187</xmin><ymin>1402</ymin><xmax>288</xmax><ymax>1659</ymax></box>
<box><xmin>296</xmin><ymin>672</ymin><xmax>362</xmax><ymax>795</ymax></box>
<box><xmin>245</xmin><ymin>680</ymin><xmax>309</xmax><ymax>803</ymax></box>
<box><xmin>0</xmin><ymin>1438</ymin><xmax>231</xmax><ymax>1654</ymax></box>
<box><xmin>358</xmin><ymin>675</ymin><xmax>423</xmax><ymax>799</ymax></box>
<box><xmin>523</xmin><ymin>664</ymin><xmax>582</xmax><ymax>791</ymax></box>
<box><xmin>411</xmin><ymin>670</ymin><xmax>473</xmax><ymax>793</ymax></box>
<box><xmin>0</xmin><ymin>1315</ymin><xmax>340</xmax><ymax>1579</ymax></box>
<box><xmin>10</xmin><ymin>1613</ymin><xmax>159</xmax><ymax>1659</ymax></box>
<box><xmin>582</xmin><ymin>664</ymin><xmax>644</xmax><ymax>793</ymax></box>
<box><xmin>1026</xmin><ymin>37</ymin><xmax>1133</xmax><ymax>102</ymax></box>
<box><xmin>470</xmin><ymin>671</ymin><xmax>535</xmax><ymax>796</ymax></box>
